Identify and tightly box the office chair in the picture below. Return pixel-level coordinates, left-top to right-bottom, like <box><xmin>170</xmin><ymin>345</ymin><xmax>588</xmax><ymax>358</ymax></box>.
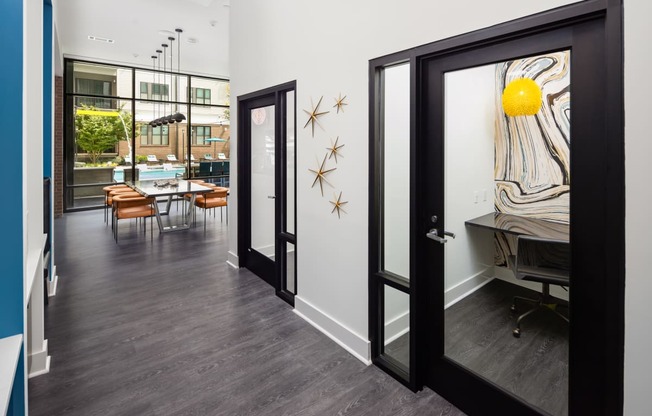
<box><xmin>507</xmin><ymin>235</ymin><xmax>570</xmax><ymax>338</ymax></box>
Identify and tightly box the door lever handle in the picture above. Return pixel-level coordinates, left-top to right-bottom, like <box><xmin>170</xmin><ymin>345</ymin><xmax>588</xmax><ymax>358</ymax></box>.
<box><xmin>443</xmin><ymin>231</ymin><xmax>456</xmax><ymax>239</ymax></box>
<box><xmin>426</xmin><ymin>228</ymin><xmax>448</xmax><ymax>244</ymax></box>
<box><xmin>268</xmin><ymin>195</ymin><xmax>276</xmax><ymax>199</ymax></box>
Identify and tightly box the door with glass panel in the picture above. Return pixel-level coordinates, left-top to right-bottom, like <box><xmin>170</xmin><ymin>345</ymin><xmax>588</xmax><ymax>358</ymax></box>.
<box><xmin>372</xmin><ymin>13</ymin><xmax>619</xmax><ymax>416</ymax></box>
<box><xmin>238</xmin><ymin>82</ymin><xmax>296</xmax><ymax>303</ymax></box>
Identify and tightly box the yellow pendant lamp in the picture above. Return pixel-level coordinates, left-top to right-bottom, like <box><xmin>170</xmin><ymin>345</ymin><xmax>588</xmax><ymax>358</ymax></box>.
<box><xmin>502</xmin><ymin>78</ymin><xmax>542</xmax><ymax>116</ymax></box>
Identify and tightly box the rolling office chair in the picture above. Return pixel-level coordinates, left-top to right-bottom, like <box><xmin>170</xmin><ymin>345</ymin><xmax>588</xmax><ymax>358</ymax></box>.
<box><xmin>507</xmin><ymin>235</ymin><xmax>570</xmax><ymax>338</ymax></box>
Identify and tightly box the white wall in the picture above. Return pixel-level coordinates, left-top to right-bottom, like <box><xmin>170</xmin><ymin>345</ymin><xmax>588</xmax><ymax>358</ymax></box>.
<box><xmin>624</xmin><ymin>0</ymin><xmax>652</xmax><ymax>414</ymax></box>
<box><xmin>229</xmin><ymin>0</ymin><xmax>582</xmax><ymax>361</ymax></box>
<box><xmin>24</xmin><ymin>0</ymin><xmax>44</xmax><ymax>266</ymax></box>
<box><xmin>444</xmin><ymin>64</ymin><xmax>496</xmax><ymax>305</ymax></box>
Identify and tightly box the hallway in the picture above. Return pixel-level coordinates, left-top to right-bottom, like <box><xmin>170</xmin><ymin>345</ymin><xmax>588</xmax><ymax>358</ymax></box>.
<box><xmin>28</xmin><ymin>209</ymin><xmax>463</xmax><ymax>416</ymax></box>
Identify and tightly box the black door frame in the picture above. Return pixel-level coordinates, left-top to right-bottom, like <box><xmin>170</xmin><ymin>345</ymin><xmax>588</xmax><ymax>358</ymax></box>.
<box><xmin>238</xmin><ymin>81</ymin><xmax>297</xmax><ymax>305</ymax></box>
<box><xmin>369</xmin><ymin>1</ymin><xmax>623</xmax><ymax>414</ymax></box>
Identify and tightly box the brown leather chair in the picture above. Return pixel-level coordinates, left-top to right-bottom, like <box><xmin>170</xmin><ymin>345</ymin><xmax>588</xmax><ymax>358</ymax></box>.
<box><xmin>102</xmin><ymin>184</ymin><xmax>130</xmax><ymax>223</ymax></box>
<box><xmin>107</xmin><ymin>188</ymin><xmax>141</xmax><ymax>228</ymax></box>
<box><xmin>112</xmin><ymin>194</ymin><xmax>156</xmax><ymax>242</ymax></box>
<box><xmin>193</xmin><ymin>188</ymin><xmax>228</xmax><ymax>230</ymax></box>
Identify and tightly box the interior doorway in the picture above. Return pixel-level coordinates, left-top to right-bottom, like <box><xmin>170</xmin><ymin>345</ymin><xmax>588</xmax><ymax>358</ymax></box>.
<box><xmin>370</xmin><ymin>3</ymin><xmax>623</xmax><ymax>415</ymax></box>
<box><xmin>238</xmin><ymin>81</ymin><xmax>297</xmax><ymax>305</ymax></box>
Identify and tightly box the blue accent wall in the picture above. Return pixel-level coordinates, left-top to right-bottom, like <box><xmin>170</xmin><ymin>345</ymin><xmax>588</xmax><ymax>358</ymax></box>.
<box><xmin>1</xmin><ymin>0</ymin><xmax>25</xmax><ymax>341</ymax></box>
<box><xmin>1</xmin><ymin>1</ymin><xmax>25</xmax><ymax>415</ymax></box>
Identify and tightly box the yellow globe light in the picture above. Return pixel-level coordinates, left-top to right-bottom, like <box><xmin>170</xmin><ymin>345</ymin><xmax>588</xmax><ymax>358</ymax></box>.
<box><xmin>502</xmin><ymin>78</ymin><xmax>542</xmax><ymax>116</ymax></box>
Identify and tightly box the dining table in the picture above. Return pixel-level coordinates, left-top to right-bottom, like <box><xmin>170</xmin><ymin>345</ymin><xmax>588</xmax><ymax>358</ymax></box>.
<box><xmin>126</xmin><ymin>179</ymin><xmax>213</xmax><ymax>233</ymax></box>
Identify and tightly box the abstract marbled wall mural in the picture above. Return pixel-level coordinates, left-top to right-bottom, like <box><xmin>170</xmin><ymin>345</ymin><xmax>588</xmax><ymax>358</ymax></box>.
<box><xmin>494</xmin><ymin>51</ymin><xmax>570</xmax><ymax>265</ymax></box>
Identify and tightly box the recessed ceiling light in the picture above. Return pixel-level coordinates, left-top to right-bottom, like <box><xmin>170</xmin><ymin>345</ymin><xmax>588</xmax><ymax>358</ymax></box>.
<box><xmin>158</xmin><ymin>30</ymin><xmax>175</xmax><ymax>36</ymax></box>
<box><xmin>187</xmin><ymin>37</ymin><xmax>198</xmax><ymax>44</ymax></box>
<box><xmin>88</xmin><ymin>35</ymin><xmax>114</xmax><ymax>44</ymax></box>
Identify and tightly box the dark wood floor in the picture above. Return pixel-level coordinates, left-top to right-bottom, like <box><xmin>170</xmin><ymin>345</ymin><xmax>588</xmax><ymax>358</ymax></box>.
<box><xmin>445</xmin><ymin>279</ymin><xmax>569</xmax><ymax>416</ymax></box>
<box><xmin>28</xmin><ymin>208</ymin><xmax>464</xmax><ymax>416</ymax></box>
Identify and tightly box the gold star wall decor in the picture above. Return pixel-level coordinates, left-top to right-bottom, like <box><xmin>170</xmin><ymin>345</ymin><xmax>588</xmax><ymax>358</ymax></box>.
<box><xmin>333</xmin><ymin>93</ymin><xmax>348</xmax><ymax>113</ymax></box>
<box><xmin>309</xmin><ymin>153</ymin><xmax>337</xmax><ymax>196</ymax></box>
<box><xmin>303</xmin><ymin>96</ymin><xmax>329</xmax><ymax>137</ymax></box>
<box><xmin>326</xmin><ymin>137</ymin><xmax>345</xmax><ymax>163</ymax></box>
<box><xmin>330</xmin><ymin>191</ymin><xmax>348</xmax><ymax>218</ymax></box>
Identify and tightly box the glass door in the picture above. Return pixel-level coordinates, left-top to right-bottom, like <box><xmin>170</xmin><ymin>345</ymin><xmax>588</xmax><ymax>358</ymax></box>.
<box><xmin>238</xmin><ymin>82</ymin><xmax>297</xmax><ymax>303</ymax></box>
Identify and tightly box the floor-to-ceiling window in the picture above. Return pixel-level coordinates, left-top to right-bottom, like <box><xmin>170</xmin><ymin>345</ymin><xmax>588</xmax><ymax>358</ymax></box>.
<box><xmin>63</xmin><ymin>59</ymin><xmax>230</xmax><ymax>211</ymax></box>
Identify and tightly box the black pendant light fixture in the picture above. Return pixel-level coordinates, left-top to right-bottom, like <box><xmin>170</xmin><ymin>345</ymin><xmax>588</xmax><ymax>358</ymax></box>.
<box><xmin>160</xmin><ymin>43</ymin><xmax>169</xmax><ymax>125</ymax></box>
<box><xmin>172</xmin><ymin>28</ymin><xmax>186</xmax><ymax>122</ymax></box>
<box><xmin>166</xmin><ymin>36</ymin><xmax>176</xmax><ymax>124</ymax></box>
<box><xmin>149</xmin><ymin>54</ymin><xmax>157</xmax><ymax>127</ymax></box>
<box><xmin>148</xmin><ymin>28</ymin><xmax>186</xmax><ymax>126</ymax></box>
<box><xmin>152</xmin><ymin>49</ymin><xmax>163</xmax><ymax>127</ymax></box>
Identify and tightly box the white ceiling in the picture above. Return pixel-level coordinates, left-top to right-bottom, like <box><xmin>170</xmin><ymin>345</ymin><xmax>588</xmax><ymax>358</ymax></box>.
<box><xmin>53</xmin><ymin>0</ymin><xmax>230</xmax><ymax>78</ymax></box>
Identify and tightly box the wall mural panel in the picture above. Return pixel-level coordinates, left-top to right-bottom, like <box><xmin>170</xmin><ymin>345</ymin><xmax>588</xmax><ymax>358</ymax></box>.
<box><xmin>494</xmin><ymin>51</ymin><xmax>570</xmax><ymax>265</ymax></box>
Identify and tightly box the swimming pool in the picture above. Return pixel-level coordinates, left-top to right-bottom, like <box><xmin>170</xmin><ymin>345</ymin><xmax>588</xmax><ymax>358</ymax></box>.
<box><xmin>113</xmin><ymin>166</ymin><xmax>186</xmax><ymax>182</ymax></box>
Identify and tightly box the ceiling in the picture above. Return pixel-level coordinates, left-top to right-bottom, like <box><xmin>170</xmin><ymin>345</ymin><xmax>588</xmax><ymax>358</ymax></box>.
<box><xmin>52</xmin><ymin>0</ymin><xmax>230</xmax><ymax>78</ymax></box>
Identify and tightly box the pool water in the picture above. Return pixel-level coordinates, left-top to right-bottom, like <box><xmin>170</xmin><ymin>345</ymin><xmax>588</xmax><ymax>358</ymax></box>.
<box><xmin>113</xmin><ymin>166</ymin><xmax>186</xmax><ymax>182</ymax></box>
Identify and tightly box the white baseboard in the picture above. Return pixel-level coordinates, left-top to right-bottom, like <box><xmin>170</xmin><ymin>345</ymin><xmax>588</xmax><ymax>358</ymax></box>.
<box><xmin>494</xmin><ymin>266</ymin><xmax>569</xmax><ymax>301</ymax></box>
<box><xmin>384</xmin><ymin>311</ymin><xmax>409</xmax><ymax>344</ymax></box>
<box><xmin>294</xmin><ymin>296</ymin><xmax>371</xmax><ymax>365</ymax></box>
<box><xmin>28</xmin><ymin>339</ymin><xmax>50</xmax><ymax>378</ymax></box>
<box><xmin>47</xmin><ymin>272</ymin><xmax>58</xmax><ymax>297</ymax></box>
<box><xmin>226</xmin><ymin>251</ymin><xmax>239</xmax><ymax>268</ymax></box>
<box><xmin>445</xmin><ymin>269</ymin><xmax>494</xmax><ymax>309</ymax></box>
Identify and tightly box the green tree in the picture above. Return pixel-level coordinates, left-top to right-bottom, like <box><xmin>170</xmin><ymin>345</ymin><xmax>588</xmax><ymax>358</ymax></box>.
<box><xmin>75</xmin><ymin>105</ymin><xmax>134</xmax><ymax>164</ymax></box>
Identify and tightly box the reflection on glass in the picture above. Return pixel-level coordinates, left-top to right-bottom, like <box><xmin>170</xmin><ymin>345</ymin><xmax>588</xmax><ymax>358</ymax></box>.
<box><xmin>69</xmin><ymin>62</ymin><xmax>133</xmax><ymax>99</ymax></box>
<box><xmin>383</xmin><ymin>63</ymin><xmax>410</xmax><ymax>279</ymax></box>
<box><xmin>443</xmin><ymin>52</ymin><xmax>570</xmax><ymax>416</ymax></box>
<box><xmin>251</xmin><ymin>105</ymin><xmax>276</xmax><ymax>259</ymax></box>
<box><xmin>286</xmin><ymin>242</ymin><xmax>296</xmax><ymax>294</ymax></box>
<box><xmin>383</xmin><ymin>285</ymin><xmax>410</xmax><ymax>371</ymax></box>
<box><xmin>286</xmin><ymin>91</ymin><xmax>295</xmax><ymax>235</ymax></box>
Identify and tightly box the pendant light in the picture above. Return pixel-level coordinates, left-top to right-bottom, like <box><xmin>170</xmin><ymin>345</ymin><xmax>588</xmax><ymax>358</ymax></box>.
<box><xmin>172</xmin><ymin>28</ymin><xmax>186</xmax><ymax>123</ymax></box>
<box><xmin>502</xmin><ymin>78</ymin><xmax>542</xmax><ymax>117</ymax></box>
<box><xmin>148</xmin><ymin>29</ymin><xmax>186</xmax><ymax>126</ymax></box>
<box><xmin>154</xmin><ymin>49</ymin><xmax>163</xmax><ymax>127</ymax></box>
<box><xmin>149</xmin><ymin>55</ymin><xmax>158</xmax><ymax>127</ymax></box>
<box><xmin>166</xmin><ymin>36</ymin><xmax>176</xmax><ymax>124</ymax></box>
<box><xmin>160</xmin><ymin>43</ymin><xmax>169</xmax><ymax>125</ymax></box>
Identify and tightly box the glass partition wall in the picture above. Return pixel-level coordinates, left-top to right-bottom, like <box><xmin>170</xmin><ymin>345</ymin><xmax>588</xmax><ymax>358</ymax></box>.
<box><xmin>63</xmin><ymin>59</ymin><xmax>230</xmax><ymax>211</ymax></box>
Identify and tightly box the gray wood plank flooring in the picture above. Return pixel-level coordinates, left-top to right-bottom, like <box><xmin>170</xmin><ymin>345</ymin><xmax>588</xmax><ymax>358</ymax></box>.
<box><xmin>444</xmin><ymin>279</ymin><xmax>569</xmax><ymax>416</ymax></box>
<box><xmin>28</xmin><ymin>209</ymin><xmax>464</xmax><ymax>416</ymax></box>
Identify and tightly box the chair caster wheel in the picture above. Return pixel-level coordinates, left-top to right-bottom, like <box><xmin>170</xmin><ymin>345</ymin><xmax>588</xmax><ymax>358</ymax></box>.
<box><xmin>510</xmin><ymin>304</ymin><xmax>517</xmax><ymax>313</ymax></box>
<box><xmin>513</xmin><ymin>328</ymin><xmax>521</xmax><ymax>338</ymax></box>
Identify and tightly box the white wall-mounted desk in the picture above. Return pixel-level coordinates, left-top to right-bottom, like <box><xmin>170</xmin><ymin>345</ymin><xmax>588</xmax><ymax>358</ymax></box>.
<box><xmin>0</xmin><ymin>334</ymin><xmax>23</xmax><ymax>415</ymax></box>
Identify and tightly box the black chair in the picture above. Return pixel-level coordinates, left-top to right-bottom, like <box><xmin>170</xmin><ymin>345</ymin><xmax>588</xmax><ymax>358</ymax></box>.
<box><xmin>211</xmin><ymin>161</ymin><xmax>224</xmax><ymax>176</ymax></box>
<box><xmin>198</xmin><ymin>161</ymin><xmax>211</xmax><ymax>177</ymax></box>
<box><xmin>507</xmin><ymin>235</ymin><xmax>570</xmax><ymax>338</ymax></box>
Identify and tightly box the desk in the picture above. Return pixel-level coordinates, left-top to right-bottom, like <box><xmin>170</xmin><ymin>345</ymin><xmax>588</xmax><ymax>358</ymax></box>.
<box><xmin>126</xmin><ymin>179</ymin><xmax>212</xmax><ymax>233</ymax></box>
<box><xmin>465</xmin><ymin>212</ymin><xmax>569</xmax><ymax>241</ymax></box>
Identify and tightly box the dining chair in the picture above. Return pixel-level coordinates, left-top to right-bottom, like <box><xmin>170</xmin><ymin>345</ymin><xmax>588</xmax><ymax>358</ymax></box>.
<box><xmin>112</xmin><ymin>194</ymin><xmax>156</xmax><ymax>243</ymax></box>
<box><xmin>193</xmin><ymin>188</ymin><xmax>228</xmax><ymax>230</ymax></box>
<box><xmin>507</xmin><ymin>235</ymin><xmax>570</xmax><ymax>337</ymax></box>
<box><xmin>102</xmin><ymin>184</ymin><xmax>131</xmax><ymax>224</ymax></box>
